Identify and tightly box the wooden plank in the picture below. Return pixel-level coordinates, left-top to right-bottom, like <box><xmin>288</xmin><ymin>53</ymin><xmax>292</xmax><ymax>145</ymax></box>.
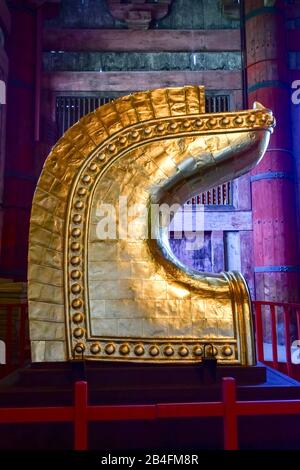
<box><xmin>43</xmin><ymin>28</ymin><xmax>241</xmax><ymax>52</ymax></box>
<box><xmin>240</xmin><ymin>230</ymin><xmax>255</xmax><ymax>297</ymax></box>
<box><xmin>225</xmin><ymin>231</ymin><xmax>241</xmax><ymax>271</ymax></box>
<box><xmin>232</xmin><ymin>175</ymin><xmax>251</xmax><ymax>210</ymax></box>
<box><xmin>232</xmin><ymin>89</ymin><xmax>243</xmax><ymax>110</ymax></box>
<box><xmin>172</xmin><ymin>210</ymin><xmax>252</xmax><ymax>232</ymax></box>
<box><xmin>42</xmin><ymin>70</ymin><xmax>242</xmax><ymax>92</ymax></box>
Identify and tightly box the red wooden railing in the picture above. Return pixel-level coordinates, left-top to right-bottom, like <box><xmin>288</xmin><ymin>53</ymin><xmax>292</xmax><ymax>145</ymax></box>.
<box><xmin>1</xmin><ymin>301</ymin><xmax>300</xmax><ymax>380</ymax></box>
<box><xmin>252</xmin><ymin>300</ymin><xmax>300</xmax><ymax>380</ymax></box>
<box><xmin>0</xmin><ymin>302</ymin><xmax>300</xmax><ymax>449</ymax></box>
<box><xmin>0</xmin><ymin>378</ymin><xmax>300</xmax><ymax>450</ymax></box>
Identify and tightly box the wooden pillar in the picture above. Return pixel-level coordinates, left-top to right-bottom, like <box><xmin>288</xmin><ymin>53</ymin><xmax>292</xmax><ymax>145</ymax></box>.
<box><xmin>0</xmin><ymin>2</ymin><xmax>41</xmax><ymax>280</ymax></box>
<box><xmin>245</xmin><ymin>0</ymin><xmax>300</xmax><ymax>301</ymax></box>
<box><xmin>0</xmin><ymin>1</ymin><xmax>10</xmax><ymax>260</ymax></box>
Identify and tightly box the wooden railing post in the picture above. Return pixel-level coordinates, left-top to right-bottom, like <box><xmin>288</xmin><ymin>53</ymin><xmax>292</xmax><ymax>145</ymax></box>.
<box><xmin>222</xmin><ymin>377</ymin><xmax>238</xmax><ymax>450</ymax></box>
<box><xmin>74</xmin><ymin>381</ymin><xmax>88</xmax><ymax>450</ymax></box>
<box><xmin>254</xmin><ymin>302</ymin><xmax>264</xmax><ymax>362</ymax></box>
<box><xmin>270</xmin><ymin>305</ymin><xmax>278</xmax><ymax>370</ymax></box>
<box><xmin>284</xmin><ymin>307</ymin><xmax>293</xmax><ymax>377</ymax></box>
<box><xmin>5</xmin><ymin>305</ymin><xmax>13</xmax><ymax>368</ymax></box>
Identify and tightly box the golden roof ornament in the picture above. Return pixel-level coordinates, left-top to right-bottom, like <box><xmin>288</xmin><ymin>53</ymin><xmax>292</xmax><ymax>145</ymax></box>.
<box><xmin>28</xmin><ymin>86</ymin><xmax>275</xmax><ymax>364</ymax></box>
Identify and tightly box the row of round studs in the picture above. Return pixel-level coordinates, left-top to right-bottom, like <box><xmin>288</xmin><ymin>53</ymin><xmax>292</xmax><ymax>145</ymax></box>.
<box><xmin>69</xmin><ymin>160</ymin><xmax>101</xmax><ymax>317</ymax></box>
<box><xmin>74</xmin><ymin>341</ymin><xmax>234</xmax><ymax>358</ymax></box>
<box><xmin>93</xmin><ymin>113</ymin><xmax>274</xmax><ymax>158</ymax></box>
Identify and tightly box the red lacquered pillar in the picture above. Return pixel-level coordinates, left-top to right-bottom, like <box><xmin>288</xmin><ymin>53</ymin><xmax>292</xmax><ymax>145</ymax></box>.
<box><xmin>0</xmin><ymin>2</ymin><xmax>41</xmax><ymax>280</ymax></box>
<box><xmin>245</xmin><ymin>0</ymin><xmax>299</xmax><ymax>301</ymax></box>
<box><xmin>0</xmin><ymin>1</ymin><xmax>10</xmax><ymax>258</ymax></box>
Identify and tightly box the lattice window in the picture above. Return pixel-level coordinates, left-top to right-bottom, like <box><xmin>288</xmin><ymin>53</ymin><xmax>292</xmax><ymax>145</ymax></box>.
<box><xmin>186</xmin><ymin>183</ymin><xmax>232</xmax><ymax>206</ymax></box>
<box><xmin>56</xmin><ymin>93</ymin><xmax>232</xmax><ymax>206</ymax></box>
<box><xmin>56</xmin><ymin>96</ymin><xmax>113</xmax><ymax>137</ymax></box>
<box><xmin>205</xmin><ymin>94</ymin><xmax>230</xmax><ymax>113</ymax></box>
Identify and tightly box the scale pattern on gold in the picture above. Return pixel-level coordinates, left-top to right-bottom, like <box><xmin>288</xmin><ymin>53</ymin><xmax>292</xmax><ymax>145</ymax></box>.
<box><xmin>28</xmin><ymin>86</ymin><xmax>274</xmax><ymax>363</ymax></box>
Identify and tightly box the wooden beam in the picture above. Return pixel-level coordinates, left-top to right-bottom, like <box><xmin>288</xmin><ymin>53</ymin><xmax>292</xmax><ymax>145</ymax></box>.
<box><xmin>43</xmin><ymin>28</ymin><xmax>241</xmax><ymax>52</ymax></box>
<box><xmin>172</xmin><ymin>210</ymin><xmax>252</xmax><ymax>232</ymax></box>
<box><xmin>42</xmin><ymin>70</ymin><xmax>242</xmax><ymax>92</ymax></box>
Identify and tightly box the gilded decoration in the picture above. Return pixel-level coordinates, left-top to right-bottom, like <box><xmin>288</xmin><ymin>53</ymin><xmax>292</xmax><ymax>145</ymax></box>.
<box><xmin>28</xmin><ymin>86</ymin><xmax>274</xmax><ymax>363</ymax></box>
